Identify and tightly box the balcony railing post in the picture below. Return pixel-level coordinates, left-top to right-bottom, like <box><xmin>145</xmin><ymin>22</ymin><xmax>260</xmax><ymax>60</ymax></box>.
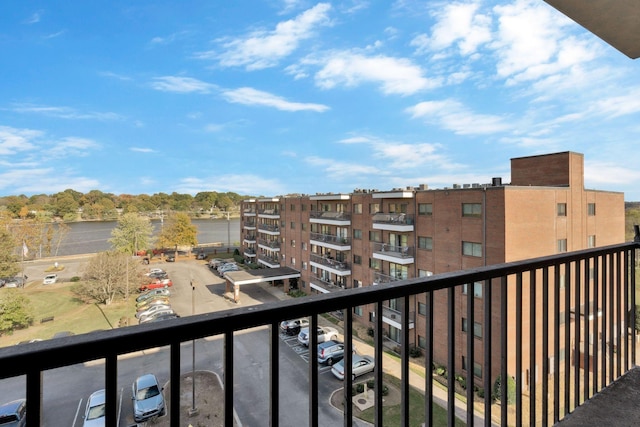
<box><xmin>500</xmin><ymin>275</ymin><xmax>508</xmax><ymax>426</ymax></box>
<box><xmin>25</xmin><ymin>369</ymin><xmax>42</xmax><ymax>426</ymax></box>
<box><xmin>375</xmin><ymin>300</ymin><xmax>384</xmax><ymax>426</ymax></box>
<box><xmin>170</xmin><ymin>342</ymin><xmax>181</xmax><ymax>426</ymax></box>
<box><xmin>467</xmin><ymin>282</ymin><xmax>476</xmax><ymax>426</ymax></box>
<box><xmin>529</xmin><ymin>271</ymin><xmax>537</xmax><ymax>427</ymax></box>
<box><xmin>343</xmin><ymin>309</ymin><xmax>353</xmax><ymax>427</ymax></box>
<box><xmin>515</xmin><ymin>273</ymin><xmax>522</xmax><ymax>426</ymax></box>
<box><xmin>270</xmin><ymin>321</ymin><xmax>279</xmax><ymax>426</ymax></box>
<box><xmin>105</xmin><ymin>354</ymin><xmax>118</xmax><ymax>426</ymax></box>
<box><xmin>309</xmin><ymin>315</ymin><xmax>319</xmax><ymax>427</ymax></box>
<box><xmin>483</xmin><ymin>280</ymin><xmax>492</xmax><ymax>427</ymax></box>
<box><xmin>401</xmin><ymin>295</ymin><xmax>410</xmax><ymax>427</ymax></box>
<box><xmin>448</xmin><ymin>286</ymin><xmax>456</xmax><ymax>427</ymax></box>
<box><xmin>224</xmin><ymin>331</ymin><xmax>234</xmax><ymax>427</ymax></box>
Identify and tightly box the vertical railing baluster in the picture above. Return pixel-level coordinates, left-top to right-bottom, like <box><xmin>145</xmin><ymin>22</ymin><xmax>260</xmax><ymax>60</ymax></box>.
<box><xmin>309</xmin><ymin>314</ymin><xmax>319</xmax><ymax>427</ymax></box>
<box><xmin>608</xmin><ymin>253</ymin><xmax>614</xmax><ymax>382</ymax></box>
<box><xmin>169</xmin><ymin>342</ymin><xmax>181</xmax><ymax>426</ymax></box>
<box><xmin>105</xmin><ymin>354</ymin><xmax>118</xmax><ymax>426</ymax></box>
<box><xmin>483</xmin><ymin>280</ymin><xmax>492</xmax><ymax>427</ymax></box>
<box><xmin>224</xmin><ymin>330</ymin><xmax>234</xmax><ymax>427</ymax></box>
<box><xmin>402</xmin><ymin>295</ymin><xmax>410</xmax><ymax>427</ymax></box>
<box><xmin>632</xmin><ymin>247</ymin><xmax>637</xmax><ymax>367</ymax></box>
<box><xmin>601</xmin><ymin>254</ymin><xmax>608</xmax><ymax>389</ymax></box>
<box><xmin>270</xmin><ymin>321</ymin><xmax>279</xmax><ymax>426</ymax></box>
<box><xmin>467</xmin><ymin>282</ymin><xmax>475</xmax><ymax>427</ymax></box>
<box><xmin>424</xmin><ymin>293</ymin><xmax>434</xmax><ymax>427</ymax></box>
<box><xmin>592</xmin><ymin>255</ymin><xmax>600</xmax><ymax>395</ymax></box>
<box><xmin>515</xmin><ymin>273</ymin><xmax>522</xmax><ymax>427</ymax></box>
<box><xmin>623</xmin><ymin>250</ymin><xmax>630</xmax><ymax>373</ymax></box>
<box><xmin>26</xmin><ymin>369</ymin><xmax>42</xmax><ymax>426</ymax></box>
<box><xmin>448</xmin><ymin>286</ymin><xmax>456</xmax><ymax>427</ymax></box>
<box><xmin>343</xmin><ymin>309</ymin><xmax>353</xmax><ymax>427</ymax></box>
<box><xmin>572</xmin><ymin>260</ymin><xmax>580</xmax><ymax>413</ymax></box>
<box><xmin>529</xmin><ymin>270</ymin><xmax>537</xmax><ymax>427</ymax></box>
<box><xmin>375</xmin><ymin>301</ymin><xmax>384</xmax><ymax>426</ymax></box>
<box><xmin>616</xmin><ymin>251</ymin><xmax>622</xmax><ymax>378</ymax></box>
<box><xmin>553</xmin><ymin>263</ymin><xmax>560</xmax><ymax>423</ymax></box>
<box><xmin>500</xmin><ymin>275</ymin><xmax>507</xmax><ymax>426</ymax></box>
<box><xmin>542</xmin><ymin>267</ymin><xmax>549</xmax><ymax>427</ymax></box>
<box><xmin>583</xmin><ymin>257</ymin><xmax>591</xmax><ymax>403</ymax></box>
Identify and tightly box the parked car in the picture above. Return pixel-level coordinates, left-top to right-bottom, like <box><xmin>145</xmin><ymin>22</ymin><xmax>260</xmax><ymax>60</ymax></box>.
<box><xmin>331</xmin><ymin>355</ymin><xmax>375</xmax><ymax>381</ymax></box>
<box><xmin>145</xmin><ymin>268</ymin><xmax>165</xmax><ymax>277</ymax></box>
<box><xmin>138</xmin><ymin>308</ymin><xmax>176</xmax><ymax>324</ymax></box>
<box><xmin>147</xmin><ymin>271</ymin><xmax>169</xmax><ymax>280</ymax></box>
<box><xmin>2</xmin><ymin>277</ymin><xmax>25</xmax><ymax>288</ymax></box>
<box><xmin>136</xmin><ymin>288</ymin><xmax>171</xmax><ymax>304</ymax></box>
<box><xmin>208</xmin><ymin>258</ymin><xmax>226</xmax><ymax>269</ymax></box>
<box><xmin>52</xmin><ymin>331</ymin><xmax>75</xmax><ymax>339</ymax></box>
<box><xmin>317</xmin><ymin>340</ymin><xmax>346</xmax><ymax>365</ymax></box>
<box><xmin>297</xmin><ymin>326</ymin><xmax>339</xmax><ymax>347</ymax></box>
<box><xmin>136</xmin><ymin>296</ymin><xmax>170</xmax><ymax>310</ymax></box>
<box><xmin>139</xmin><ymin>279</ymin><xmax>173</xmax><ymax>291</ymax></box>
<box><xmin>82</xmin><ymin>389</ymin><xmax>105</xmax><ymax>427</ymax></box>
<box><xmin>147</xmin><ymin>313</ymin><xmax>181</xmax><ymax>323</ymax></box>
<box><xmin>132</xmin><ymin>374</ymin><xmax>166</xmax><ymax>423</ymax></box>
<box><xmin>136</xmin><ymin>304</ymin><xmax>172</xmax><ymax>319</ymax></box>
<box><xmin>196</xmin><ymin>252</ymin><xmax>206</xmax><ymax>260</ymax></box>
<box><xmin>42</xmin><ymin>274</ymin><xmax>58</xmax><ymax>285</ymax></box>
<box><xmin>0</xmin><ymin>398</ymin><xmax>26</xmax><ymax>426</ymax></box>
<box><xmin>217</xmin><ymin>263</ymin><xmax>239</xmax><ymax>275</ymax></box>
<box><xmin>165</xmin><ymin>255</ymin><xmax>175</xmax><ymax>262</ymax></box>
<box><xmin>280</xmin><ymin>318</ymin><xmax>310</xmax><ymax>336</ymax></box>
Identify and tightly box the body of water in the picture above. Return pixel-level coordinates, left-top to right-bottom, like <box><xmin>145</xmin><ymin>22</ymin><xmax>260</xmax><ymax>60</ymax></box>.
<box><xmin>48</xmin><ymin>218</ymin><xmax>241</xmax><ymax>257</ymax></box>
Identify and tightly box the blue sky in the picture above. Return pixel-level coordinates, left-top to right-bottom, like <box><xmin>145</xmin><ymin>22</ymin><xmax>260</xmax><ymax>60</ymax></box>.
<box><xmin>2</xmin><ymin>1</ymin><xmax>640</xmax><ymax>201</ymax></box>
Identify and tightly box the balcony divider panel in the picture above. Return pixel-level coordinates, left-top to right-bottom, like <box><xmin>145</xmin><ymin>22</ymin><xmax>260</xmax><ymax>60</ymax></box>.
<box><xmin>466</xmin><ymin>282</ymin><xmax>475</xmax><ymax>426</ymax></box>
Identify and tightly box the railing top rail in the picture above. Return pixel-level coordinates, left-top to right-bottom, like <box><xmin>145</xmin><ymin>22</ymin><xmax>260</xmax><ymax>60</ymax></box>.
<box><xmin>1</xmin><ymin>241</ymin><xmax>636</xmax><ymax>380</ymax></box>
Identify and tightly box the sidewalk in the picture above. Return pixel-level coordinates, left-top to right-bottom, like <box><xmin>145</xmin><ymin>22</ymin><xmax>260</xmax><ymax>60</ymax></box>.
<box><xmin>260</xmin><ymin>283</ymin><xmax>491</xmax><ymax>426</ymax></box>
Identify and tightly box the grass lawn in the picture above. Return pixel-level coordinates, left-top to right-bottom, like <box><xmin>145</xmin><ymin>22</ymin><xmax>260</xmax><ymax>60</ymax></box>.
<box><xmin>0</xmin><ymin>280</ymin><xmax>137</xmax><ymax>346</ymax></box>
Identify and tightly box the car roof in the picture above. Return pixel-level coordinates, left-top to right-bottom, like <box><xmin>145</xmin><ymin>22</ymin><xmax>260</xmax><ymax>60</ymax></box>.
<box><xmin>318</xmin><ymin>340</ymin><xmax>341</xmax><ymax>349</ymax></box>
<box><xmin>88</xmin><ymin>389</ymin><xmax>106</xmax><ymax>406</ymax></box>
<box><xmin>135</xmin><ymin>373</ymin><xmax>159</xmax><ymax>389</ymax></box>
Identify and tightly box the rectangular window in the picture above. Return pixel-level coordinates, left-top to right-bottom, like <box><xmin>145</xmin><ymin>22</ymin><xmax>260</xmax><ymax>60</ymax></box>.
<box><xmin>369</xmin><ymin>230</ymin><xmax>381</xmax><ymax>242</ymax></box>
<box><xmin>290</xmin><ymin>204</ymin><xmax>295</xmax><ymax>211</ymax></box>
<box><xmin>418</xmin><ymin>270</ymin><xmax>433</xmax><ymax>277</ymax></box>
<box><xmin>290</xmin><ymin>240</ymin><xmax>295</xmax><ymax>247</ymax></box>
<box><xmin>587</xmin><ymin>203</ymin><xmax>596</xmax><ymax>216</ymax></box>
<box><xmin>369</xmin><ymin>258</ymin><xmax>381</xmax><ymax>270</ymax></box>
<box><xmin>353</xmin><ymin>254</ymin><xmax>362</xmax><ymax>265</ymax></box>
<box><xmin>353</xmin><ymin>229</ymin><xmax>362</xmax><ymax>240</ymax></box>
<box><xmin>302</xmin><ymin>261</ymin><xmax>307</xmax><ymax>270</ymax></box>
<box><xmin>291</xmin><ymin>257</ymin><xmax>295</xmax><ymax>266</ymax></box>
<box><xmin>462</xmin><ymin>241</ymin><xmax>482</xmax><ymax>257</ymax></box>
<box><xmin>418</xmin><ymin>236</ymin><xmax>433</xmax><ymax>250</ymax></box>
<box><xmin>588</xmin><ymin>235</ymin><xmax>596</xmax><ymax>248</ymax></box>
<box><xmin>557</xmin><ymin>203</ymin><xmax>567</xmax><ymax>216</ymax></box>
<box><xmin>353</xmin><ymin>203</ymin><xmax>362</xmax><ymax>214</ymax></box>
<box><xmin>462</xmin><ymin>203</ymin><xmax>482</xmax><ymax>217</ymax></box>
<box><xmin>418</xmin><ymin>302</ymin><xmax>427</xmax><ymax>316</ymax></box>
<box><xmin>418</xmin><ymin>203</ymin><xmax>433</xmax><ymax>216</ymax></box>
<box><xmin>418</xmin><ymin>335</ymin><xmax>427</xmax><ymax>349</ymax></box>
<box><xmin>557</xmin><ymin>238</ymin><xmax>568</xmax><ymax>253</ymax></box>
<box><xmin>353</xmin><ymin>279</ymin><xmax>362</xmax><ymax>288</ymax></box>
<box><xmin>301</xmin><ymin>223</ymin><xmax>307</xmax><ymax>231</ymax></box>
<box><xmin>290</xmin><ymin>222</ymin><xmax>295</xmax><ymax>229</ymax></box>
<box><xmin>369</xmin><ymin>203</ymin><xmax>380</xmax><ymax>214</ymax></box>
<box><xmin>462</xmin><ymin>318</ymin><xmax>483</xmax><ymax>339</ymax></box>
<box><xmin>354</xmin><ymin>306</ymin><xmax>363</xmax><ymax>316</ymax></box>
<box><xmin>462</xmin><ymin>282</ymin><xmax>483</xmax><ymax>298</ymax></box>
<box><xmin>301</xmin><ymin>242</ymin><xmax>307</xmax><ymax>250</ymax></box>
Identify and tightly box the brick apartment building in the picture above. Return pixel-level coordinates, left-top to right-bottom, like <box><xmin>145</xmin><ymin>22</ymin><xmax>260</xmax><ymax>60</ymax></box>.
<box><xmin>239</xmin><ymin>151</ymin><xmax>625</xmax><ymax>388</ymax></box>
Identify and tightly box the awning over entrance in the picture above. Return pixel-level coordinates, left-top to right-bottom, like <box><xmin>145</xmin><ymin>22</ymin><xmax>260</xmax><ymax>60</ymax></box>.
<box><xmin>224</xmin><ymin>267</ymin><xmax>300</xmax><ymax>286</ymax></box>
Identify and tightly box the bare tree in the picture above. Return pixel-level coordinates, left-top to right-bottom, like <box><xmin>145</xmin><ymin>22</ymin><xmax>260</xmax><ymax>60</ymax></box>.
<box><xmin>75</xmin><ymin>251</ymin><xmax>142</xmax><ymax>305</ymax></box>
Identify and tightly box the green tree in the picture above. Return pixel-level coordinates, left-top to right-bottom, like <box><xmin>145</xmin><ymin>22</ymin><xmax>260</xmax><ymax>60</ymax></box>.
<box><xmin>54</xmin><ymin>192</ymin><xmax>79</xmax><ymax>218</ymax></box>
<box><xmin>0</xmin><ymin>290</ymin><xmax>34</xmax><ymax>335</ymax></box>
<box><xmin>109</xmin><ymin>213</ymin><xmax>154</xmax><ymax>255</ymax></box>
<box><xmin>76</xmin><ymin>251</ymin><xmax>141</xmax><ymax>304</ymax></box>
<box><xmin>157</xmin><ymin>212</ymin><xmax>198</xmax><ymax>252</ymax></box>
<box><xmin>0</xmin><ymin>229</ymin><xmax>20</xmax><ymax>278</ymax></box>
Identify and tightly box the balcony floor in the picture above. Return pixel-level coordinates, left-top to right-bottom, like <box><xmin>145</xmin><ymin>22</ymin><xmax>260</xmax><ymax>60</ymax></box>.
<box><xmin>555</xmin><ymin>366</ymin><xmax>640</xmax><ymax>426</ymax></box>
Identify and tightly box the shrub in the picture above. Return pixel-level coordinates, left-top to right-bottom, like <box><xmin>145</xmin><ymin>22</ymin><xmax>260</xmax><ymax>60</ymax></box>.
<box><xmin>476</xmin><ymin>387</ymin><xmax>485</xmax><ymax>399</ymax></box>
<box><xmin>288</xmin><ymin>290</ymin><xmax>306</xmax><ymax>298</ymax></box>
<box><xmin>409</xmin><ymin>345</ymin><xmax>423</xmax><ymax>358</ymax></box>
<box><xmin>434</xmin><ymin>364</ymin><xmax>446</xmax><ymax>376</ymax></box>
<box><xmin>367</xmin><ymin>327</ymin><xmax>374</xmax><ymax>337</ymax></box>
<box><xmin>492</xmin><ymin>374</ymin><xmax>516</xmax><ymax>404</ymax></box>
<box><xmin>70</xmin><ymin>276</ymin><xmax>81</xmax><ymax>282</ymax></box>
<box><xmin>455</xmin><ymin>374</ymin><xmax>467</xmax><ymax>390</ymax></box>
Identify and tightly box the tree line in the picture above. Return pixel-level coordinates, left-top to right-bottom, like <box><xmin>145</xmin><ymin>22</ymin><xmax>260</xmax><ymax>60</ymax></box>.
<box><xmin>0</xmin><ymin>189</ymin><xmax>252</xmax><ymax>221</ymax></box>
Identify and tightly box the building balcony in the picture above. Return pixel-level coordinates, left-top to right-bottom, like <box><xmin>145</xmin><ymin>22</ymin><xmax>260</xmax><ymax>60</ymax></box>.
<box><xmin>243</xmin><ymin>247</ymin><xmax>256</xmax><ymax>258</ymax></box>
<box><xmin>309</xmin><ymin>232</ymin><xmax>351</xmax><ymax>251</ymax></box>
<box><xmin>257</xmin><ymin>208</ymin><xmax>280</xmax><ymax>219</ymax></box>
<box><xmin>257</xmin><ymin>253</ymin><xmax>280</xmax><ymax>267</ymax></box>
<box><xmin>309</xmin><ymin>275</ymin><xmax>346</xmax><ymax>294</ymax></box>
<box><xmin>243</xmin><ymin>208</ymin><xmax>256</xmax><ymax>217</ymax></box>
<box><xmin>372</xmin><ymin>242</ymin><xmax>414</xmax><ymax>265</ymax></box>
<box><xmin>309</xmin><ymin>253</ymin><xmax>351</xmax><ymax>276</ymax></box>
<box><xmin>372</xmin><ymin>212</ymin><xmax>414</xmax><ymax>232</ymax></box>
<box><xmin>1</xmin><ymin>242</ymin><xmax>637</xmax><ymax>426</ymax></box>
<box><xmin>309</xmin><ymin>210</ymin><xmax>351</xmax><ymax>225</ymax></box>
<box><xmin>258</xmin><ymin>238</ymin><xmax>280</xmax><ymax>251</ymax></box>
<box><xmin>258</xmin><ymin>223</ymin><xmax>280</xmax><ymax>235</ymax></box>
<box><xmin>243</xmin><ymin>221</ymin><xmax>256</xmax><ymax>230</ymax></box>
<box><xmin>243</xmin><ymin>234</ymin><xmax>256</xmax><ymax>244</ymax></box>
<box><xmin>381</xmin><ymin>306</ymin><xmax>415</xmax><ymax>330</ymax></box>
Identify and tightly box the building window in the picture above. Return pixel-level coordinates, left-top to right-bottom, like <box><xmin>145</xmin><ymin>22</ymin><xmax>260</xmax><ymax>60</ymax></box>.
<box><xmin>588</xmin><ymin>235</ymin><xmax>596</xmax><ymax>248</ymax></box>
<box><xmin>462</xmin><ymin>203</ymin><xmax>482</xmax><ymax>217</ymax></box>
<box><xmin>462</xmin><ymin>357</ymin><xmax>483</xmax><ymax>378</ymax></box>
<box><xmin>281</xmin><ymin>220</ymin><xmax>285</xmax><ymax>228</ymax></box>
<box><xmin>369</xmin><ymin>203</ymin><xmax>380</xmax><ymax>214</ymax></box>
<box><xmin>418</xmin><ymin>335</ymin><xmax>427</xmax><ymax>349</ymax></box>
<box><xmin>557</xmin><ymin>238</ymin><xmax>568</xmax><ymax>253</ymax></box>
<box><xmin>353</xmin><ymin>203</ymin><xmax>362</xmax><ymax>214</ymax></box>
<box><xmin>302</xmin><ymin>261</ymin><xmax>307</xmax><ymax>270</ymax></box>
<box><xmin>369</xmin><ymin>312</ymin><xmax>375</xmax><ymax>322</ymax></box>
<box><xmin>418</xmin><ymin>270</ymin><xmax>433</xmax><ymax>277</ymax></box>
<box><xmin>290</xmin><ymin>240</ymin><xmax>295</xmax><ymax>247</ymax></box>
<box><xmin>301</xmin><ymin>242</ymin><xmax>307</xmax><ymax>250</ymax></box>
<box><xmin>462</xmin><ymin>318</ymin><xmax>483</xmax><ymax>339</ymax></box>
<box><xmin>290</xmin><ymin>222</ymin><xmax>295</xmax><ymax>229</ymax></box>
<box><xmin>353</xmin><ymin>254</ymin><xmax>362</xmax><ymax>265</ymax></box>
<box><xmin>353</xmin><ymin>279</ymin><xmax>362</xmax><ymax>288</ymax></box>
<box><xmin>354</xmin><ymin>306</ymin><xmax>363</xmax><ymax>316</ymax></box>
<box><xmin>462</xmin><ymin>282</ymin><xmax>483</xmax><ymax>298</ymax></box>
<box><xmin>557</xmin><ymin>203</ymin><xmax>567</xmax><ymax>216</ymax></box>
<box><xmin>301</xmin><ymin>204</ymin><xmax>306</xmax><ymax>211</ymax></box>
<box><xmin>301</xmin><ymin>223</ymin><xmax>306</xmax><ymax>231</ymax></box>
<box><xmin>418</xmin><ymin>203</ymin><xmax>433</xmax><ymax>216</ymax></box>
<box><xmin>369</xmin><ymin>230</ymin><xmax>381</xmax><ymax>242</ymax></box>
<box><xmin>369</xmin><ymin>258</ymin><xmax>381</xmax><ymax>270</ymax></box>
<box><xmin>353</xmin><ymin>229</ymin><xmax>362</xmax><ymax>240</ymax></box>
<box><xmin>290</xmin><ymin>204</ymin><xmax>295</xmax><ymax>211</ymax></box>
<box><xmin>418</xmin><ymin>302</ymin><xmax>427</xmax><ymax>316</ymax></box>
<box><xmin>418</xmin><ymin>236</ymin><xmax>433</xmax><ymax>250</ymax></box>
<box><xmin>301</xmin><ymin>280</ymin><xmax>306</xmax><ymax>289</ymax></box>
<box><xmin>462</xmin><ymin>241</ymin><xmax>482</xmax><ymax>257</ymax></box>
<box><xmin>588</xmin><ymin>203</ymin><xmax>596</xmax><ymax>216</ymax></box>
<box><xmin>291</xmin><ymin>257</ymin><xmax>296</xmax><ymax>266</ymax></box>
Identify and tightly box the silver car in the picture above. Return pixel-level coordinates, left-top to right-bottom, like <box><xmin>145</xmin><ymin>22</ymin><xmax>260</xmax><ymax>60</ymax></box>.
<box><xmin>317</xmin><ymin>340</ymin><xmax>345</xmax><ymax>365</ymax></box>
<box><xmin>82</xmin><ymin>389</ymin><xmax>105</xmax><ymax>427</ymax></box>
<box><xmin>297</xmin><ymin>326</ymin><xmax>339</xmax><ymax>347</ymax></box>
<box><xmin>331</xmin><ymin>355</ymin><xmax>375</xmax><ymax>381</ymax></box>
<box><xmin>132</xmin><ymin>374</ymin><xmax>166</xmax><ymax>423</ymax></box>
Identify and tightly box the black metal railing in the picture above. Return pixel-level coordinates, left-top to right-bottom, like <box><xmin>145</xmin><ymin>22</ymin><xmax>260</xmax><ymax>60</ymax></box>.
<box><xmin>309</xmin><ymin>232</ymin><xmax>351</xmax><ymax>246</ymax></box>
<box><xmin>309</xmin><ymin>210</ymin><xmax>351</xmax><ymax>221</ymax></box>
<box><xmin>0</xmin><ymin>242</ymin><xmax>637</xmax><ymax>426</ymax></box>
<box><xmin>309</xmin><ymin>253</ymin><xmax>351</xmax><ymax>272</ymax></box>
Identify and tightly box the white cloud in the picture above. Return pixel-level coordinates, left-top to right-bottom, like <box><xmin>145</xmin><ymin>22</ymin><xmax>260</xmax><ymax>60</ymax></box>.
<box><xmin>10</xmin><ymin>104</ymin><xmax>123</xmax><ymax>121</ymax></box>
<box><xmin>49</xmin><ymin>137</ymin><xmax>100</xmax><ymax>158</ymax></box>
<box><xmin>198</xmin><ymin>3</ymin><xmax>332</xmax><ymax>70</ymax></box>
<box><xmin>310</xmin><ymin>51</ymin><xmax>439</xmax><ymax>95</ymax></box>
<box><xmin>24</xmin><ymin>10</ymin><xmax>43</xmax><ymax>24</ymax></box>
<box><xmin>222</xmin><ymin>87</ymin><xmax>329</xmax><ymax>112</ymax></box>
<box><xmin>406</xmin><ymin>99</ymin><xmax>512</xmax><ymax>135</ymax></box>
<box><xmin>151</xmin><ymin>76</ymin><xmax>216</xmax><ymax>94</ymax></box>
<box><xmin>304</xmin><ymin>155</ymin><xmax>383</xmax><ymax>177</ymax></box>
<box><xmin>130</xmin><ymin>147</ymin><xmax>155</xmax><ymax>153</ymax></box>
<box><xmin>0</xmin><ymin>126</ymin><xmax>40</xmax><ymax>155</ymax></box>
<box><xmin>171</xmin><ymin>175</ymin><xmax>287</xmax><ymax>195</ymax></box>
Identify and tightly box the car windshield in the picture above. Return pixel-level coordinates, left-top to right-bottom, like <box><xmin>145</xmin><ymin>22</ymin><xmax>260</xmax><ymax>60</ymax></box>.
<box><xmin>87</xmin><ymin>403</ymin><xmax>105</xmax><ymax>420</ymax></box>
<box><xmin>137</xmin><ymin>385</ymin><xmax>160</xmax><ymax>400</ymax></box>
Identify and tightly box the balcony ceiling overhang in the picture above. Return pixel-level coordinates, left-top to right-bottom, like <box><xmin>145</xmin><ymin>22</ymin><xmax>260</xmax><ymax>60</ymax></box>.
<box><xmin>544</xmin><ymin>0</ymin><xmax>640</xmax><ymax>59</ymax></box>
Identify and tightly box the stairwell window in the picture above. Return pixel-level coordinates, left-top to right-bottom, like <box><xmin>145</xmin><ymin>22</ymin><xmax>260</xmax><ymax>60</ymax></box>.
<box><xmin>557</xmin><ymin>238</ymin><xmax>568</xmax><ymax>253</ymax></box>
<box><xmin>588</xmin><ymin>203</ymin><xmax>596</xmax><ymax>216</ymax></box>
<box><xmin>557</xmin><ymin>203</ymin><xmax>567</xmax><ymax>216</ymax></box>
<box><xmin>462</xmin><ymin>203</ymin><xmax>482</xmax><ymax>217</ymax></box>
<box><xmin>462</xmin><ymin>241</ymin><xmax>482</xmax><ymax>257</ymax></box>
<box><xmin>588</xmin><ymin>235</ymin><xmax>596</xmax><ymax>248</ymax></box>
